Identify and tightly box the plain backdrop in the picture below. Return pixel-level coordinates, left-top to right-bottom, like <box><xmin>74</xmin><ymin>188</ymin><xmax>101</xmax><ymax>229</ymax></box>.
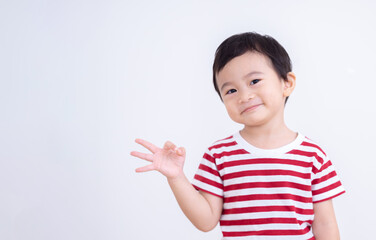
<box><xmin>1</xmin><ymin>0</ymin><xmax>375</xmax><ymax>239</ymax></box>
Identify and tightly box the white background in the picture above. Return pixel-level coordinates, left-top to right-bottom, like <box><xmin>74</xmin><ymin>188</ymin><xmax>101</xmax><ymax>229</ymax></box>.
<box><xmin>1</xmin><ymin>0</ymin><xmax>375</xmax><ymax>239</ymax></box>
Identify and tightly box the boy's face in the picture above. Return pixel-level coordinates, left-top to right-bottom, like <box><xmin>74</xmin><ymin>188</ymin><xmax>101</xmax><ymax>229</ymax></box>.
<box><xmin>216</xmin><ymin>51</ymin><xmax>295</xmax><ymax>128</ymax></box>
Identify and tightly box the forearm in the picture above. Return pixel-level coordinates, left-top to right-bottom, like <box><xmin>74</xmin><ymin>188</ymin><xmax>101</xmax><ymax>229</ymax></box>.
<box><xmin>167</xmin><ymin>174</ymin><xmax>219</xmax><ymax>231</ymax></box>
<box><xmin>313</xmin><ymin>223</ymin><xmax>340</xmax><ymax>240</ymax></box>
<box><xmin>312</xmin><ymin>200</ymin><xmax>340</xmax><ymax>240</ymax></box>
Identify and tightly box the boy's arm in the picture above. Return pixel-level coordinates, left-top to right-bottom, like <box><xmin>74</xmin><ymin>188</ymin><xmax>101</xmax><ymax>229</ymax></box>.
<box><xmin>312</xmin><ymin>199</ymin><xmax>340</xmax><ymax>240</ymax></box>
<box><xmin>131</xmin><ymin>138</ymin><xmax>222</xmax><ymax>232</ymax></box>
<box><xmin>168</xmin><ymin>175</ymin><xmax>223</xmax><ymax>231</ymax></box>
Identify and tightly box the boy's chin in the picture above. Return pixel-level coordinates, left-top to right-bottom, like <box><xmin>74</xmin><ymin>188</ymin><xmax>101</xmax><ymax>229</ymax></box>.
<box><xmin>237</xmin><ymin>116</ymin><xmax>270</xmax><ymax>128</ymax></box>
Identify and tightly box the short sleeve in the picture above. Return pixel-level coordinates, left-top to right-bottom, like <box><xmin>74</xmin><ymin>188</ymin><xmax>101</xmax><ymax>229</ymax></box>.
<box><xmin>311</xmin><ymin>153</ymin><xmax>345</xmax><ymax>203</ymax></box>
<box><xmin>192</xmin><ymin>148</ymin><xmax>223</xmax><ymax>198</ymax></box>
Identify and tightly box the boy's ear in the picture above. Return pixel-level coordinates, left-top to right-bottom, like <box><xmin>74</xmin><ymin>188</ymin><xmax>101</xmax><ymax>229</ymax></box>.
<box><xmin>283</xmin><ymin>72</ymin><xmax>296</xmax><ymax>97</ymax></box>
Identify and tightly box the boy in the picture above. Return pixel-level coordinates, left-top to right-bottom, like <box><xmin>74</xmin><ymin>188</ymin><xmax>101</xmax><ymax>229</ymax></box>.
<box><xmin>130</xmin><ymin>32</ymin><xmax>345</xmax><ymax>239</ymax></box>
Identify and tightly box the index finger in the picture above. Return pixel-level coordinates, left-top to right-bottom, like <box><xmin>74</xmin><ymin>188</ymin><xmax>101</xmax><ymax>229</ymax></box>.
<box><xmin>134</xmin><ymin>138</ymin><xmax>159</xmax><ymax>153</ymax></box>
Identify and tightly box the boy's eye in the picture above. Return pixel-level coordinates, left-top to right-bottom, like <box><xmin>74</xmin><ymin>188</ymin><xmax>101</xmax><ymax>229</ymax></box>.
<box><xmin>250</xmin><ymin>79</ymin><xmax>261</xmax><ymax>85</ymax></box>
<box><xmin>226</xmin><ymin>89</ymin><xmax>237</xmax><ymax>95</ymax></box>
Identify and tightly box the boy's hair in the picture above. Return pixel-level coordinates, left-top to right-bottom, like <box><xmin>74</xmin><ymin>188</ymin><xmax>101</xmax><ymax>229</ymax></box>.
<box><xmin>212</xmin><ymin>32</ymin><xmax>292</xmax><ymax>103</ymax></box>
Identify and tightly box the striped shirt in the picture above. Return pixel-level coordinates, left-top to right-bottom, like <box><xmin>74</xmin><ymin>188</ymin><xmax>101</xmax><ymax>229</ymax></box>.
<box><xmin>192</xmin><ymin>131</ymin><xmax>345</xmax><ymax>240</ymax></box>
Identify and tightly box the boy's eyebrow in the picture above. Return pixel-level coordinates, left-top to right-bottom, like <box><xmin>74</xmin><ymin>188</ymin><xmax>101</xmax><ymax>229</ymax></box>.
<box><xmin>243</xmin><ymin>71</ymin><xmax>264</xmax><ymax>79</ymax></box>
<box><xmin>220</xmin><ymin>71</ymin><xmax>264</xmax><ymax>92</ymax></box>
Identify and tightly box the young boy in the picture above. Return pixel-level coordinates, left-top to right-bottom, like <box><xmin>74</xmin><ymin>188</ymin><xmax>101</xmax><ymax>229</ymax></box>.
<box><xmin>130</xmin><ymin>32</ymin><xmax>345</xmax><ymax>239</ymax></box>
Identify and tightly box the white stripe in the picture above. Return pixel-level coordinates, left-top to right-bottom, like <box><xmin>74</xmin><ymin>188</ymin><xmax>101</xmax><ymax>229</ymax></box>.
<box><xmin>224</xmin><ymin>199</ymin><xmax>313</xmax><ymax>210</ymax></box>
<box><xmin>313</xmin><ymin>164</ymin><xmax>334</xmax><ymax>179</ymax></box>
<box><xmin>220</xmin><ymin>211</ymin><xmax>313</xmax><ymax>221</ymax></box>
<box><xmin>220</xmin><ymin>153</ymin><xmax>314</xmax><ymax>163</ymax></box>
<box><xmin>195</xmin><ymin>168</ymin><xmax>222</xmax><ymax>184</ymax></box>
<box><xmin>192</xmin><ymin>179</ymin><xmax>223</xmax><ymax>197</ymax></box>
<box><xmin>223</xmin><ymin>162</ymin><xmax>310</xmax><ymax>173</ymax></box>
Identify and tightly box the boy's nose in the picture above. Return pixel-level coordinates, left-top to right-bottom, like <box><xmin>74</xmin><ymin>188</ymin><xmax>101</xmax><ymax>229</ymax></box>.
<box><xmin>238</xmin><ymin>90</ymin><xmax>255</xmax><ymax>103</ymax></box>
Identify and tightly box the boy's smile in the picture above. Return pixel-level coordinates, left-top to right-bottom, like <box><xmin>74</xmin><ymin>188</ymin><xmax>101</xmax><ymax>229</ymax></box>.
<box><xmin>241</xmin><ymin>103</ymin><xmax>263</xmax><ymax>114</ymax></box>
<box><xmin>216</xmin><ymin>51</ymin><xmax>295</xmax><ymax>128</ymax></box>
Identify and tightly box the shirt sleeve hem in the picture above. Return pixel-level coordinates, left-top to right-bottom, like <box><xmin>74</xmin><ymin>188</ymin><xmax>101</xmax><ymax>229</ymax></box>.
<box><xmin>312</xmin><ymin>190</ymin><xmax>346</xmax><ymax>203</ymax></box>
<box><xmin>192</xmin><ymin>184</ymin><xmax>223</xmax><ymax>199</ymax></box>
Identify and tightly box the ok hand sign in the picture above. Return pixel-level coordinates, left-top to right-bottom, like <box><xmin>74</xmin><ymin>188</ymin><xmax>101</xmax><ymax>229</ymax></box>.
<box><xmin>130</xmin><ymin>139</ymin><xmax>186</xmax><ymax>180</ymax></box>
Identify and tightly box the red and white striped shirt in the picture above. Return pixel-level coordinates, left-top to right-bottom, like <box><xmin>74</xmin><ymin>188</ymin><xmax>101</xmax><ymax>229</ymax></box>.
<box><xmin>192</xmin><ymin>132</ymin><xmax>345</xmax><ymax>240</ymax></box>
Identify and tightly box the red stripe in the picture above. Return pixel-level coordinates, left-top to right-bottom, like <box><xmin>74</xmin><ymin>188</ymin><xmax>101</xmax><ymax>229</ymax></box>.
<box><xmin>218</xmin><ymin>158</ymin><xmax>312</xmax><ymax>170</ymax></box>
<box><xmin>213</xmin><ymin>149</ymin><xmax>249</xmax><ymax>159</ymax></box>
<box><xmin>312</xmin><ymin>181</ymin><xmax>342</xmax><ymax>196</ymax></box>
<box><xmin>312</xmin><ymin>159</ymin><xmax>332</xmax><ymax>174</ymax></box>
<box><xmin>224</xmin><ymin>193</ymin><xmax>312</xmax><ymax>203</ymax></box>
<box><xmin>301</xmin><ymin>141</ymin><xmax>326</xmax><ymax>156</ymax></box>
<box><xmin>214</xmin><ymin>135</ymin><xmax>233</xmax><ymax>143</ymax></box>
<box><xmin>312</xmin><ymin>170</ymin><xmax>337</xmax><ymax>185</ymax></box>
<box><xmin>319</xmin><ymin>160</ymin><xmax>331</xmax><ymax>171</ymax></box>
<box><xmin>287</xmin><ymin>150</ymin><xmax>324</xmax><ymax>165</ymax></box>
<box><xmin>312</xmin><ymin>165</ymin><xmax>320</xmax><ymax>175</ymax></box>
<box><xmin>222</xmin><ymin>226</ymin><xmax>311</xmax><ymax>237</ymax></box>
<box><xmin>198</xmin><ymin>164</ymin><xmax>220</xmax><ymax>177</ymax></box>
<box><xmin>224</xmin><ymin>181</ymin><xmax>311</xmax><ymax>192</ymax></box>
<box><xmin>220</xmin><ymin>218</ymin><xmax>313</xmax><ymax>226</ymax></box>
<box><xmin>194</xmin><ymin>174</ymin><xmax>223</xmax><ymax>190</ymax></box>
<box><xmin>202</xmin><ymin>153</ymin><xmax>215</xmax><ymax>164</ymax></box>
<box><xmin>208</xmin><ymin>141</ymin><xmax>238</xmax><ymax>150</ymax></box>
<box><xmin>223</xmin><ymin>205</ymin><xmax>314</xmax><ymax>215</ymax></box>
<box><xmin>223</xmin><ymin>169</ymin><xmax>311</xmax><ymax>180</ymax></box>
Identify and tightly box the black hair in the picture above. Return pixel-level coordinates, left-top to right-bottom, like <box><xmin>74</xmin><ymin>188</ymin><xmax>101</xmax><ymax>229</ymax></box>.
<box><xmin>212</xmin><ymin>32</ymin><xmax>292</xmax><ymax>103</ymax></box>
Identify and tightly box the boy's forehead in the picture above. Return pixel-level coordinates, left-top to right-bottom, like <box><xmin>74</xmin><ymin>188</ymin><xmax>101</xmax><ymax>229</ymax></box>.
<box><xmin>216</xmin><ymin>51</ymin><xmax>272</xmax><ymax>83</ymax></box>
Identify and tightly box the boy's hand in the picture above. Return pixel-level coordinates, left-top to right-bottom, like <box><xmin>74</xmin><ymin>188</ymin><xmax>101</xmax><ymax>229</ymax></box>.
<box><xmin>130</xmin><ymin>139</ymin><xmax>186</xmax><ymax>180</ymax></box>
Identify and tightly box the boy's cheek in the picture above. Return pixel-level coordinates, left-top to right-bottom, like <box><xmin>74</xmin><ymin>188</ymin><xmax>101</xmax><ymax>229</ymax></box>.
<box><xmin>223</xmin><ymin>105</ymin><xmax>234</xmax><ymax>116</ymax></box>
<box><xmin>226</xmin><ymin>107</ymin><xmax>243</xmax><ymax>124</ymax></box>
<box><xmin>224</xmin><ymin>103</ymin><xmax>238</xmax><ymax>114</ymax></box>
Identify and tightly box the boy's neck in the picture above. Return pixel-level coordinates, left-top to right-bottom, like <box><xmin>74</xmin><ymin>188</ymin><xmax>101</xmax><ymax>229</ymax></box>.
<box><xmin>240</xmin><ymin>118</ymin><xmax>297</xmax><ymax>150</ymax></box>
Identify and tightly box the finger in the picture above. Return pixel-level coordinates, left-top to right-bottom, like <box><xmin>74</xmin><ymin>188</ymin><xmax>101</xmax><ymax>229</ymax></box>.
<box><xmin>135</xmin><ymin>164</ymin><xmax>155</xmax><ymax>173</ymax></box>
<box><xmin>130</xmin><ymin>151</ymin><xmax>153</xmax><ymax>162</ymax></box>
<box><xmin>163</xmin><ymin>140</ymin><xmax>176</xmax><ymax>150</ymax></box>
<box><xmin>176</xmin><ymin>147</ymin><xmax>186</xmax><ymax>156</ymax></box>
<box><xmin>135</xmin><ymin>138</ymin><xmax>159</xmax><ymax>153</ymax></box>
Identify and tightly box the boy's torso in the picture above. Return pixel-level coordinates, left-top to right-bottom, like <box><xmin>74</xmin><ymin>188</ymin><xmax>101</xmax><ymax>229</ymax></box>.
<box><xmin>193</xmin><ymin>131</ymin><xmax>345</xmax><ymax>239</ymax></box>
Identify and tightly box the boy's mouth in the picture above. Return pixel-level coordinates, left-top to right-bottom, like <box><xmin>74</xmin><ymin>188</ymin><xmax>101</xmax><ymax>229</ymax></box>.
<box><xmin>241</xmin><ymin>104</ymin><xmax>263</xmax><ymax>114</ymax></box>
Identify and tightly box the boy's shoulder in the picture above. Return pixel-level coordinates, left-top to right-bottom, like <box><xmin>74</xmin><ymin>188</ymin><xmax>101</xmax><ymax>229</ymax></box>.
<box><xmin>207</xmin><ymin>133</ymin><xmax>238</xmax><ymax>151</ymax></box>
<box><xmin>298</xmin><ymin>134</ymin><xmax>328</xmax><ymax>157</ymax></box>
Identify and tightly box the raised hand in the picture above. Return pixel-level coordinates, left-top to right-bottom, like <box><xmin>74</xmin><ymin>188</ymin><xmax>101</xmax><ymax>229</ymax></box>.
<box><xmin>130</xmin><ymin>139</ymin><xmax>186</xmax><ymax>179</ymax></box>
